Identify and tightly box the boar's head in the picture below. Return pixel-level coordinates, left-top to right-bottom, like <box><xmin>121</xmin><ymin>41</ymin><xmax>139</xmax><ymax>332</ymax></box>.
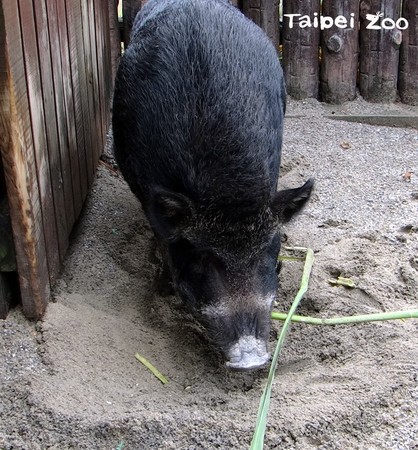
<box><xmin>148</xmin><ymin>178</ymin><xmax>314</xmax><ymax>370</ymax></box>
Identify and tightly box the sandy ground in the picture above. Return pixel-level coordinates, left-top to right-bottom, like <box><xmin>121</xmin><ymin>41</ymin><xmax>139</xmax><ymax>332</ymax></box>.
<box><xmin>1</xmin><ymin>99</ymin><xmax>418</xmax><ymax>450</ymax></box>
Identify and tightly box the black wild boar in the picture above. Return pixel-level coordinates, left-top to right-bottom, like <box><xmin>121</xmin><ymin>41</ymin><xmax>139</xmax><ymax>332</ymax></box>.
<box><xmin>112</xmin><ymin>0</ymin><xmax>313</xmax><ymax>370</ymax></box>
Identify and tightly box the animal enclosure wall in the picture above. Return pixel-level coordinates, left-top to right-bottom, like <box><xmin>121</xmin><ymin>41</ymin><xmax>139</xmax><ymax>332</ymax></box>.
<box><xmin>0</xmin><ymin>0</ymin><xmax>114</xmax><ymax>319</ymax></box>
<box><xmin>282</xmin><ymin>0</ymin><xmax>417</xmax><ymax>104</ymax></box>
<box><xmin>120</xmin><ymin>0</ymin><xmax>418</xmax><ymax>105</ymax></box>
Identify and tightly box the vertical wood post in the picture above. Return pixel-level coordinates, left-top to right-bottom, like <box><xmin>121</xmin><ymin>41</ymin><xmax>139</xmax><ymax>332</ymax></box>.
<box><xmin>359</xmin><ymin>0</ymin><xmax>402</xmax><ymax>102</ymax></box>
<box><xmin>320</xmin><ymin>0</ymin><xmax>359</xmax><ymax>103</ymax></box>
<box><xmin>242</xmin><ymin>0</ymin><xmax>279</xmax><ymax>49</ymax></box>
<box><xmin>399</xmin><ymin>1</ymin><xmax>418</xmax><ymax>105</ymax></box>
<box><xmin>282</xmin><ymin>0</ymin><xmax>320</xmax><ymax>99</ymax></box>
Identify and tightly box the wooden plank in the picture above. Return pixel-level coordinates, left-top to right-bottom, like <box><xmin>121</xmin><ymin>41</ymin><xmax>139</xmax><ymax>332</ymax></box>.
<box><xmin>18</xmin><ymin>0</ymin><xmax>61</xmax><ymax>281</ymax></box>
<box><xmin>0</xmin><ymin>0</ymin><xmax>50</xmax><ymax>319</ymax></box>
<box><xmin>320</xmin><ymin>0</ymin><xmax>359</xmax><ymax>104</ymax></box>
<box><xmin>399</xmin><ymin>1</ymin><xmax>418</xmax><ymax>105</ymax></box>
<box><xmin>359</xmin><ymin>0</ymin><xmax>402</xmax><ymax>102</ymax></box>
<box><xmin>55</xmin><ymin>0</ymin><xmax>84</xmax><ymax>220</ymax></box>
<box><xmin>79</xmin><ymin>0</ymin><xmax>98</xmax><ymax>181</ymax></box>
<box><xmin>103</xmin><ymin>2</ymin><xmax>113</xmax><ymax>111</ymax></box>
<box><xmin>242</xmin><ymin>0</ymin><xmax>279</xmax><ymax>49</ymax></box>
<box><xmin>98</xmin><ymin>0</ymin><xmax>113</xmax><ymax>141</ymax></box>
<box><xmin>32</xmin><ymin>0</ymin><xmax>69</xmax><ymax>260</ymax></box>
<box><xmin>44</xmin><ymin>0</ymin><xmax>76</xmax><ymax>233</ymax></box>
<box><xmin>282</xmin><ymin>0</ymin><xmax>321</xmax><ymax>99</ymax></box>
<box><xmin>91</xmin><ymin>0</ymin><xmax>103</xmax><ymax>156</ymax></box>
<box><xmin>103</xmin><ymin>1</ymin><xmax>114</xmax><ymax>116</ymax></box>
<box><xmin>89</xmin><ymin>0</ymin><xmax>105</xmax><ymax>160</ymax></box>
<box><xmin>65</xmin><ymin>0</ymin><xmax>92</xmax><ymax>200</ymax></box>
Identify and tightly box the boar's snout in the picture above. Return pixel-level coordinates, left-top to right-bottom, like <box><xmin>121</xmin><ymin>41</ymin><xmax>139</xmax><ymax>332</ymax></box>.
<box><xmin>202</xmin><ymin>302</ymin><xmax>273</xmax><ymax>371</ymax></box>
<box><xmin>225</xmin><ymin>335</ymin><xmax>270</xmax><ymax>371</ymax></box>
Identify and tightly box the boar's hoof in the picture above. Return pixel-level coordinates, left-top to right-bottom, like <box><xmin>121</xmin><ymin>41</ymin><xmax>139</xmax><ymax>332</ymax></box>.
<box><xmin>225</xmin><ymin>336</ymin><xmax>270</xmax><ymax>371</ymax></box>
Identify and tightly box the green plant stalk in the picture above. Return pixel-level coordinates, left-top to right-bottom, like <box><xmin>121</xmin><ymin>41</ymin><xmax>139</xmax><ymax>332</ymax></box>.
<box><xmin>277</xmin><ymin>255</ymin><xmax>305</xmax><ymax>262</ymax></box>
<box><xmin>250</xmin><ymin>248</ymin><xmax>314</xmax><ymax>450</ymax></box>
<box><xmin>271</xmin><ymin>309</ymin><xmax>418</xmax><ymax>325</ymax></box>
<box><xmin>135</xmin><ymin>353</ymin><xmax>169</xmax><ymax>384</ymax></box>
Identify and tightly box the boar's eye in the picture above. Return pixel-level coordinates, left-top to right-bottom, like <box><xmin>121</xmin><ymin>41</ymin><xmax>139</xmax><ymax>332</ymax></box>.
<box><xmin>175</xmin><ymin>248</ymin><xmax>225</xmax><ymax>309</ymax></box>
<box><xmin>188</xmin><ymin>250</ymin><xmax>225</xmax><ymax>278</ymax></box>
<box><xmin>170</xmin><ymin>239</ymin><xmax>224</xmax><ymax>283</ymax></box>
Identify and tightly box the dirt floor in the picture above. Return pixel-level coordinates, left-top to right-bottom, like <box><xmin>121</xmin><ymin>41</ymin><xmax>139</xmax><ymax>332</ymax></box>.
<box><xmin>1</xmin><ymin>99</ymin><xmax>418</xmax><ymax>450</ymax></box>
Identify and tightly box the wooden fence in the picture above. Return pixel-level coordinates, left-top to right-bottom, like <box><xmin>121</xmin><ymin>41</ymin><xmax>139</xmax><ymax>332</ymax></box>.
<box><xmin>121</xmin><ymin>0</ymin><xmax>418</xmax><ymax>105</ymax></box>
<box><xmin>0</xmin><ymin>0</ymin><xmax>115</xmax><ymax>319</ymax></box>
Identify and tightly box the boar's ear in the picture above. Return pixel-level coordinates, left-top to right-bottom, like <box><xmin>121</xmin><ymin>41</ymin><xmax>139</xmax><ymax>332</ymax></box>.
<box><xmin>148</xmin><ymin>188</ymin><xmax>194</xmax><ymax>241</ymax></box>
<box><xmin>271</xmin><ymin>178</ymin><xmax>314</xmax><ymax>223</ymax></box>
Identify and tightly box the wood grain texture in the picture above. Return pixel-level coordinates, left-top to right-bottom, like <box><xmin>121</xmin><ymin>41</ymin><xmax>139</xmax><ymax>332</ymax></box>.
<box><xmin>283</xmin><ymin>0</ymin><xmax>321</xmax><ymax>99</ymax></box>
<box><xmin>79</xmin><ymin>0</ymin><xmax>97</xmax><ymax>184</ymax></box>
<box><xmin>0</xmin><ymin>0</ymin><xmax>113</xmax><ymax>319</ymax></box>
<box><xmin>56</xmin><ymin>0</ymin><xmax>83</xmax><ymax>220</ymax></box>
<box><xmin>320</xmin><ymin>0</ymin><xmax>359</xmax><ymax>104</ymax></box>
<box><xmin>18</xmin><ymin>0</ymin><xmax>61</xmax><ymax>281</ymax></box>
<box><xmin>399</xmin><ymin>1</ymin><xmax>418</xmax><ymax>105</ymax></box>
<box><xmin>92</xmin><ymin>0</ymin><xmax>106</xmax><ymax>160</ymax></box>
<box><xmin>103</xmin><ymin>1</ymin><xmax>114</xmax><ymax>116</ymax></box>
<box><xmin>44</xmin><ymin>0</ymin><xmax>76</xmax><ymax>231</ymax></box>
<box><xmin>0</xmin><ymin>1</ymin><xmax>50</xmax><ymax>318</ymax></box>
<box><xmin>63</xmin><ymin>0</ymin><xmax>91</xmax><ymax>201</ymax></box>
<box><xmin>359</xmin><ymin>0</ymin><xmax>402</xmax><ymax>102</ymax></box>
<box><xmin>32</xmin><ymin>0</ymin><xmax>69</xmax><ymax>259</ymax></box>
<box><xmin>242</xmin><ymin>0</ymin><xmax>280</xmax><ymax>48</ymax></box>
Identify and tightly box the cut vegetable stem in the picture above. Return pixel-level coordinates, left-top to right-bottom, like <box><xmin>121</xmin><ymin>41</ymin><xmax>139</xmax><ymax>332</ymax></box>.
<box><xmin>272</xmin><ymin>310</ymin><xmax>418</xmax><ymax>325</ymax></box>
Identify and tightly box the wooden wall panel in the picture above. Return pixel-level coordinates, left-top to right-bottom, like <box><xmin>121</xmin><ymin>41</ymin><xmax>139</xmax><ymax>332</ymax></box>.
<box><xmin>283</xmin><ymin>0</ymin><xmax>321</xmax><ymax>100</ymax></box>
<box><xmin>0</xmin><ymin>1</ymin><xmax>50</xmax><ymax>318</ymax></box>
<box><xmin>0</xmin><ymin>0</ymin><xmax>113</xmax><ymax>318</ymax></box>
<box><xmin>56</xmin><ymin>0</ymin><xmax>84</xmax><ymax>220</ymax></box>
<box><xmin>81</xmin><ymin>0</ymin><xmax>102</xmax><ymax>171</ymax></box>
<box><xmin>95</xmin><ymin>0</ymin><xmax>110</xmax><ymax>157</ymax></box>
<box><xmin>320</xmin><ymin>0</ymin><xmax>359</xmax><ymax>103</ymax></box>
<box><xmin>66</xmin><ymin>0</ymin><xmax>92</xmax><ymax>200</ymax></box>
<box><xmin>399</xmin><ymin>1</ymin><xmax>418</xmax><ymax>105</ymax></box>
<box><xmin>242</xmin><ymin>0</ymin><xmax>280</xmax><ymax>49</ymax></box>
<box><xmin>359</xmin><ymin>0</ymin><xmax>402</xmax><ymax>102</ymax></box>
<box><xmin>32</xmin><ymin>0</ymin><xmax>70</xmax><ymax>258</ymax></box>
<box><xmin>18</xmin><ymin>0</ymin><xmax>61</xmax><ymax>280</ymax></box>
<box><xmin>45</xmin><ymin>0</ymin><xmax>76</xmax><ymax>231</ymax></box>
